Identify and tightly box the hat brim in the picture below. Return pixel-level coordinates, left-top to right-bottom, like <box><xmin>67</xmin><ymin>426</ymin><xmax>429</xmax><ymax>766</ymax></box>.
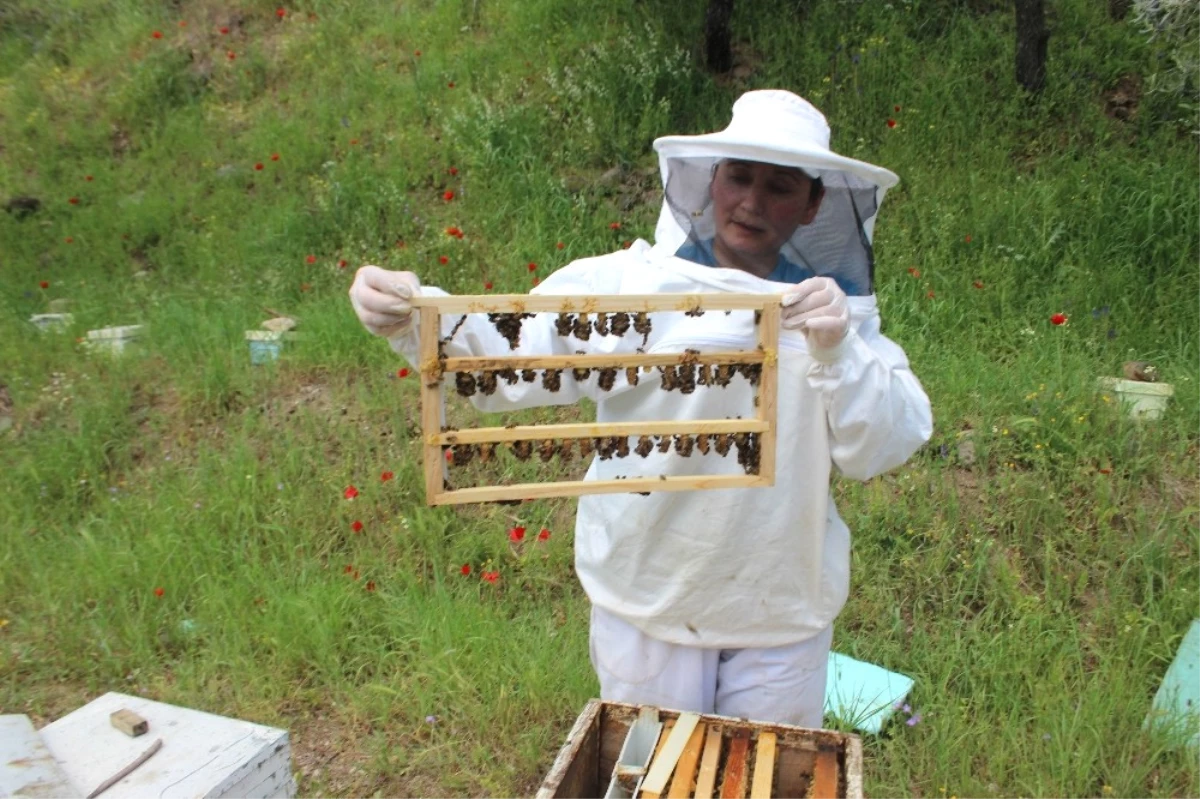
<box><xmin>653</xmin><ymin>132</ymin><xmax>898</xmax><ymax>190</ymax></box>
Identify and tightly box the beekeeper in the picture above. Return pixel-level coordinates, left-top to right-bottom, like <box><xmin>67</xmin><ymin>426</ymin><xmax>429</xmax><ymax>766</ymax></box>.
<box><xmin>350</xmin><ymin>90</ymin><xmax>932</xmax><ymax>728</ymax></box>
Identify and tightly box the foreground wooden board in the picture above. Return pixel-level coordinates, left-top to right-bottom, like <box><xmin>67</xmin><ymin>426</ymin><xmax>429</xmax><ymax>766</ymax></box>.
<box><xmin>666</xmin><ymin>722</ymin><xmax>708</xmax><ymax>799</ymax></box>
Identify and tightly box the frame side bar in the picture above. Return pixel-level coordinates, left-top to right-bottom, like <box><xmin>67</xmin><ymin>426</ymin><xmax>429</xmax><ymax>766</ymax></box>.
<box><xmin>756</xmin><ymin>300</ymin><xmax>780</xmax><ymax>484</ymax></box>
<box><xmin>418</xmin><ymin>308</ymin><xmax>445</xmax><ymax>505</ymax></box>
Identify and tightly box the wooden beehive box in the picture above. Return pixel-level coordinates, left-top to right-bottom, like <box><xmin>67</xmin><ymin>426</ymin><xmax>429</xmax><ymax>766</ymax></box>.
<box><xmin>538</xmin><ymin>700</ymin><xmax>862</xmax><ymax>799</ymax></box>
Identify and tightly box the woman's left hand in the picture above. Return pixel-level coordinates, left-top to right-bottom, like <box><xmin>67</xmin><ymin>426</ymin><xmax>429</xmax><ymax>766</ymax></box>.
<box><xmin>781</xmin><ymin>277</ymin><xmax>849</xmax><ymax>350</ymax></box>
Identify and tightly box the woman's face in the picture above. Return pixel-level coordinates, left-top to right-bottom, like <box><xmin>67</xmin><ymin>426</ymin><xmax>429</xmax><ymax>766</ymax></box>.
<box><xmin>710</xmin><ymin>160</ymin><xmax>823</xmax><ymax>266</ymax></box>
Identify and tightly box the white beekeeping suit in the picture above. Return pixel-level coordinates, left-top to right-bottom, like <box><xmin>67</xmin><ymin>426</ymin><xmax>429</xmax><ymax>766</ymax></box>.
<box><xmin>378</xmin><ymin>90</ymin><xmax>933</xmax><ymax>726</ymax></box>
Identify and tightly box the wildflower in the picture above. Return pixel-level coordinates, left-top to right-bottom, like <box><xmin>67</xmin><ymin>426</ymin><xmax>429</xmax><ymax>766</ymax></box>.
<box><xmin>154</xmin><ymin>586</ymin><xmax>165</xmax><ymax>597</ymax></box>
<box><xmin>527</xmin><ymin>262</ymin><xmax>537</xmax><ymax>272</ymax></box>
<box><xmin>532</xmin><ymin>276</ymin><xmax>540</xmax><ymax>286</ymax></box>
<box><xmin>538</xmin><ymin>527</ymin><xmax>550</xmax><ymax>541</ymax></box>
<box><xmin>397</xmin><ymin>368</ymin><xmax>410</xmax><ymax>378</ymax></box>
<box><xmin>254</xmin><ymin>162</ymin><xmax>264</xmax><ymax>171</ymax></box>
<box><xmin>1098</xmin><ymin>467</ymin><xmax>1112</xmax><ymax>475</ymax></box>
<box><xmin>85</xmin><ymin>175</ymin><xmax>93</xmax><ymax>181</ymax></box>
<box><xmin>343</xmin><ymin>564</ymin><xmax>354</xmax><ymax>575</ymax></box>
<box><xmin>482</xmin><ymin>570</ymin><xmax>500</xmax><ymax>584</ymax></box>
<box><xmin>338</xmin><ymin>259</ymin><xmax>348</xmax><ymax>268</ymax></box>
<box><xmin>300</xmin><ymin>282</ymin><xmax>311</xmax><ymax>292</ymax></box>
<box><xmin>271</xmin><ymin>153</ymin><xmax>280</xmax><ymax>161</ymax></box>
<box><xmin>1091</xmin><ymin>305</ymin><xmax>1110</xmax><ymax>318</ymax></box>
<box><xmin>152</xmin><ymin>30</ymin><xmax>163</xmax><ymax>39</ymax></box>
<box><xmin>438</xmin><ymin>255</ymin><xmax>449</xmax><ymax>265</ymax></box>
<box><xmin>484</xmin><ymin>281</ymin><xmax>493</xmax><ymax>290</ymax></box>
<box><xmin>68</xmin><ymin>197</ymin><xmax>79</xmax><ymax>205</ymax></box>
<box><xmin>447</xmin><ymin>81</ymin><xmax>455</xmax><ymax>89</ymax></box>
<box><xmin>927</xmin><ymin>290</ymin><xmax>935</xmax><ymax>299</ymax></box>
<box><xmin>349</xmin><ymin>138</ymin><xmax>359</xmax><ymax>145</ymax></box>
<box><xmin>887</xmin><ymin>119</ymin><xmax>896</xmax><ymax>129</ymax></box>
<box><xmin>365</xmin><ymin>580</ymin><xmax>376</xmax><ymax>592</ymax></box>
<box><xmin>609</xmin><ymin>221</ymin><xmax>621</xmax><ymax>230</ymax></box>
<box><xmin>305</xmin><ymin>254</ymin><xmax>316</xmax><ymax>264</ymax></box>
<box><xmin>907</xmin><ymin>267</ymin><xmax>920</xmax><ymax>278</ymax></box>
<box><xmin>414</xmin><ymin>49</ymin><xmax>422</xmax><ymax>57</ymax></box>
<box><xmin>973</xmin><ymin>280</ymin><xmax>984</xmax><ymax>289</ymax></box>
<box><xmin>964</xmin><ymin>235</ymin><xmax>972</xmax><ymax>243</ymax></box>
<box><xmin>179</xmin><ymin>21</ymin><xmax>187</xmax><ymax>27</ymax></box>
<box><xmin>445</xmin><ymin>450</ymin><xmax>453</xmax><ymax>462</ymax></box>
<box><xmin>39</xmin><ymin>281</ymin><xmax>49</xmax><ymax>289</ymax></box>
<box><xmin>556</xmin><ymin>241</ymin><xmax>564</xmax><ymax>249</ymax></box>
<box><xmin>425</xmin><ymin>714</ymin><xmax>437</xmax><ymax>724</ymax></box>
<box><xmin>227</xmin><ymin>51</ymin><xmax>236</xmax><ymax>60</ymax></box>
<box><xmin>353</xmin><ymin>569</ymin><xmax>360</xmax><ymax>580</ymax></box>
<box><xmin>1050</xmin><ymin>313</ymin><xmax>1068</xmax><ymax>326</ymax></box>
<box><xmin>509</xmin><ymin>526</ymin><xmax>526</xmax><ymax>542</ymax></box>
<box><xmin>351</xmin><ymin>520</ymin><xmax>363</xmax><ymax>533</ymax></box>
<box><xmin>219</xmin><ymin>26</ymin><xmax>230</xmax><ymax>34</ymax></box>
<box><xmin>64</xmin><ymin>237</ymin><xmax>73</xmax><ymax>244</ymax></box>
<box><xmin>276</xmin><ymin>7</ymin><xmax>286</xmax><ymax>19</ymax></box>
<box><xmin>395</xmin><ymin>240</ymin><xmax>406</xmax><ymax>248</ymax></box>
<box><xmin>443</xmin><ymin>190</ymin><xmax>455</xmax><ymax>201</ymax></box>
<box><xmin>344</xmin><ymin>485</ymin><xmax>359</xmax><ymax>499</ymax></box>
<box><xmin>622</xmin><ymin>241</ymin><xmax>631</xmax><ymax>249</ymax></box>
<box><xmin>460</xmin><ymin>563</ymin><xmax>471</xmax><ymax>576</ymax></box>
<box><xmin>381</xmin><ymin>470</ymin><xmax>394</xmax><ymax>482</ymax></box>
<box><xmin>445</xmin><ymin>226</ymin><xmax>462</xmax><ymax>237</ymax></box>
<box><xmin>894</xmin><ymin>104</ymin><xmax>902</xmax><ymax>112</ymax></box>
<box><xmin>906</xmin><ymin>712</ymin><xmax>922</xmax><ymax>726</ymax></box>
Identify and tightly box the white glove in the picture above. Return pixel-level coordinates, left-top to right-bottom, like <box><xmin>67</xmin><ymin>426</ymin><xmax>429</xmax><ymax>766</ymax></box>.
<box><xmin>781</xmin><ymin>276</ymin><xmax>850</xmax><ymax>352</ymax></box>
<box><xmin>348</xmin><ymin>266</ymin><xmax>421</xmax><ymax>338</ymax></box>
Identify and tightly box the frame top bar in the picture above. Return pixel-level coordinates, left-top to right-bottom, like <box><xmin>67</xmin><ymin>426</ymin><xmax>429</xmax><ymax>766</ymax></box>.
<box><xmin>409</xmin><ymin>292</ymin><xmax>781</xmax><ymax>315</ymax></box>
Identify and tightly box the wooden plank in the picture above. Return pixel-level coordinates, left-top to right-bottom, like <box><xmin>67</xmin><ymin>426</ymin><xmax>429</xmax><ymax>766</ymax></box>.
<box><xmin>842</xmin><ymin>736</ymin><xmax>864</xmax><ymax>799</ymax></box>
<box><xmin>749</xmin><ymin>732</ymin><xmax>776</xmax><ymax>799</ymax></box>
<box><xmin>410</xmin><ymin>293</ymin><xmax>779</xmax><ymax>314</ymax></box>
<box><xmin>443</xmin><ymin>350</ymin><xmax>765</xmax><ymax>372</ymax></box>
<box><xmin>433</xmin><ymin>474</ymin><xmax>769</xmax><ymax>505</ymax></box>
<box><xmin>638</xmin><ymin>719</ymin><xmax>675</xmax><ymax>799</ymax></box>
<box><xmin>755</xmin><ymin>301</ymin><xmax>779</xmax><ymax>484</ymax></box>
<box><xmin>665</xmin><ymin>721</ymin><xmax>706</xmax><ymax>799</ymax></box>
<box><xmin>719</xmin><ymin>729</ymin><xmax>751</xmax><ymax>799</ymax></box>
<box><xmin>438</xmin><ymin>418</ymin><xmax>769</xmax><ymax>445</ymax></box>
<box><xmin>809</xmin><ymin>748</ymin><xmax>840</xmax><ymax>799</ymax></box>
<box><xmin>640</xmin><ymin>712</ymin><xmax>700</xmax><ymax>798</ymax></box>
<box><xmin>418</xmin><ymin>303</ymin><xmax>445</xmax><ymax>505</ymax></box>
<box><xmin>693</xmin><ymin>725</ymin><xmax>723</xmax><ymax>799</ymax></box>
<box><xmin>536</xmin><ymin>700</ymin><xmax>603</xmax><ymax>799</ymax></box>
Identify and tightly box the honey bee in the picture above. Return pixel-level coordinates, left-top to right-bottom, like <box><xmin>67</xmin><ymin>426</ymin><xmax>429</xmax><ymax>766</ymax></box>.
<box><xmin>635</xmin><ymin>435</ymin><xmax>654</xmax><ymax>457</ymax></box>
<box><xmin>596</xmin><ymin>437</ymin><xmax>616</xmax><ymax>460</ymax></box>
<box><xmin>572</xmin><ymin>366</ymin><xmax>592</xmax><ymax>382</ymax></box>
<box><xmin>615</xmin><ymin>436</ymin><xmax>630</xmax><ymax>458</ymax></box>
<box><xmin>538</xmin><ymin>438</ymin><xmax>557</xmax><ymax>463</ymax></box>
<box><xmin>715</xmin><ymin>433</ymin><xmax>732</xmax><ymax>456</ymax></box>
<box><xmin>559</xmin><ymin>440</ymin><xmax>575</xmax><ymax>462</ymax></box>
<box><xmin>511</xmin><ymin>440</ymin><xmax>533</xmax><ymax>461</ymax></box>
<box><xmin>455</xmin><ymin>371</ymin><xmax>477</xmax><ymax>397</ymax></box>
<box><xmin>737</xmin><ymin>432</ymin><xmax>761</xmax><ymax>474</ymax></box>
<box><xmin>633</xmin><ymin>312</ymin><xmax>652</xmax><ymax>344</ymax></box>
<box><xmin>695</xmin><ymin>433</ymin><xmax>711</xmax><ymax>455</ymax></box>
<box><xmin>674</xmin><ymin>434</ymin><xmax>695</xmax><ymax>457</ymax></box>
<box><xmin>451</xmin><ymin>444</ymin><xmax>476</xmax><ymax>466</ymax></box>
<box><xmin>578</xmin><ymin>437</ymin><xmax>595</xmax><ymax>459</ymax></box>
<box><xmin>657</xmin><ymin>435</ymin><xmax>672</xmax><ymax>454</ymax></box>
<box><xmin>488</xmin><ymin>312</ymin><xmax>534</xmax><ymax>349</ymax></box>
<box><xmin>555</xmin><ymin>313</ymin><xmax>574</xmax><ymax>337</ymax></box>
<box><xmin>697</xmin><ymin>363</ymin><xmax>712</xmax><ymax>387</ymax></box>
<box><xmin>479</xmin><ymin>442</ymin><xmax>497</xmax><ymax>464</ymax></box>
<box><xmin>542</xmin><ymin>369</ymin><xmax>563</xmax><ymax>392</ymax></box>
<box><xmin>521</xmin><ymin>368</ymin><xmax>538</xmax><ymax>382</ymax></box>
<box><xmin>610</xmin><ymin>312</ymin><xmax>632</xmax><ymax>338</ymax></box>
<box><xmin>684</xmin><ymin>305</ymin><xmax>705</xmax><ymax>317</ymax></box>
<box><xmin>677</xmin><ymin>364</ymin><xmax>696</xmax><ymax>395</ymax></box>
<box><xmin>660</xmin><ymin>366</ymin><xmax>680</xmax><ymax>391</ymax></box>
<box><xmin>573</xmin><ymin>313</ymin><xmax>592</xmax><ymax>341</ymax></box>
<box><xmin>496</xmin><ymin>367</ymin><xmax>519</xmax><ymax>385</ymax></box>
<box><xmin>598</xmin><ymin>368</ymin><xmax>617</xmax><ymax>392</ymax></box>
<box><xmin>479</xmin><ymin>370</ymin><xmax>499</xmax><ymax>396</ymax></box>
<box><xmin>738</xmin><ymin>363</ymin><xmax>762</xmax><ymax>386</ymax></box>
<box><xmin>625</xmin><ymin>366</ymin><xmax>639</xmax><ymax>387</ymax></box>
<box><xmin>714</xmin><ymin>364</ymin><xmax>734</xmax><ymax>387</ymax></box>
<box><xmin>594</xmin><ymin>313</ymin><xmax>610</xmax><ymax>336</ymax></box>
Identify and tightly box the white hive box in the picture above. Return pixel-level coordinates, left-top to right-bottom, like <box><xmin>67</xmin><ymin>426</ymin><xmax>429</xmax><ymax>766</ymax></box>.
<box><xmin>0</xmin><ymin>714</ymin><xmax>77</xmax><ymax>797</ymax></box>
<box><xmin>37</xmin><ymin>692</ymin><xmax>295</xmax><ymax>799</ymax></box>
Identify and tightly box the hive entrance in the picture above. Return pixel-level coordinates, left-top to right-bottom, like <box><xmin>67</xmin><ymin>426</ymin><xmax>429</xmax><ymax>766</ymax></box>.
<box><xmin>411</xmin><ymin>293</ymin><xmax>780</xmax><ymax>506</ymax></box>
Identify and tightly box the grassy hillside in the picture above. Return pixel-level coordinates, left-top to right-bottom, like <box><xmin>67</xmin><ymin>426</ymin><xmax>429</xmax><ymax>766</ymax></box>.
<box><xmin>1</xmin><ymin>0</ymin><xmax>1197</xmax><ymax>796</ymax></box>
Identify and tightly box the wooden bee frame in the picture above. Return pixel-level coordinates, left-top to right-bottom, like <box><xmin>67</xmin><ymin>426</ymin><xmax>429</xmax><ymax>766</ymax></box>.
<box><xmin>411</xmin><ymin>293</ymin><xmax>780</xmax><ymax>506</ymax></box>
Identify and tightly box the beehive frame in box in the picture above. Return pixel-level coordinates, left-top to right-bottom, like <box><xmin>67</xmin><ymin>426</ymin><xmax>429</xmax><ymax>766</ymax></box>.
<box><xmin>410</xmin><ymin>293</ymin><xmax>781</xmax><ymax>506</ymax></box>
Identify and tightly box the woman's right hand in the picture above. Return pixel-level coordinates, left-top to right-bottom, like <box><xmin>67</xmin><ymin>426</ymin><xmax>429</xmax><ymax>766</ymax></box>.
<box><xmin>348</xmin><ymin>266</ymin><xmax>421</xmax><ymax>338</ymax></box>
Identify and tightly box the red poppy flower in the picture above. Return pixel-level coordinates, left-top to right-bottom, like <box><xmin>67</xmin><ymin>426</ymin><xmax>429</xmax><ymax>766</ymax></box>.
<box><xmin>907</xmin><ymin>267</ymin><xmax>920</xmax><ymax>278</ymax></box>
<box><xmin>343</xmin><ymin>564</ymin><xmax>354</xmax><ymax>574</ymax></box>
<box><xmin>39</xmin><ymin>281</ymin><xmax>49</xmax><ymax>289</ymax></box>
<box><xmin>300</xmin><ymin>282</ymin><xmax>311</xmax><ymax>292</ymax></box>
<box><xmin>1050</xmin><ymin>313</ymin><xmax>1068</xmax><ymax>326</ymax></box>
<box><xmin>254</xmin><ymin>162</ymin><xmax>264</xmax><ymax>171</ymax></box>
<box><xmin>445</xmin><ymin>450</ymin><xmax>453</xmax><ymax>462</ymax></box>
<box><xmin>887</xmin><ymin>119</ymin><xmax>896</xmax><ymax>129</ymax></box>
<box><xmin>461</xmin><ymin>563</ymin><xmax>471</xmax><ymax>576</ymax></box>
<box><xmin>84</xmin><ymin>175</ymin><xmax>93</xmax><ymax>182</ymax></box>
<box><xmin>445</xmin><ymin>226</ymin><xmax>462</xmax><ymax>237</ymax></box>
<box><xmin>484</xmin><ymin>281</ymin><xmax>493</xmax><ymax>290</ymax></box>
<box><xmin>508</xmin><ymin>526</ymin><xmax>526</xmax><ymax>542</ymax></box>
<box><xmin>414</xmin><ymin>49</ymin><xmax>422</xmax><ymax>57</ymax></box>
<box><xmin>527</xmin><ymin>262</ymin><xmax>537</xmax><ymax>272</ymax></box>
<box><xmin>438</xmin><ymin>255</ymin><xmax>449</xmax><ymax>265</ymax></box>
<box><xmin>609</xmin><ymin>222</ymin><xmax>621</xmax><ymax>230</ymax></box>
<box><xmin>395</xmin><ymin>240</ymin><xmax>406</xmax><ymax>249</ymax></box>
<box><xmin>973</xmin><ymin>280</ymin><xmax>984</xmax><ymax>289</ymax></box>
<box><xmin>397</xmin><ymin>368</ymin><xmax>410</xmax><ymax>378</ymax></box>
<box><xmin>443</xmin><ymin>190</ymin><xmax>455</xmax><ymax>201</ymax></box>
<box><xmin>927</xmin><ymin>290</ymin><xmax>935</xmax><ymax>299</ymax></box>
<box><xmin>219</xmin><ymin>26</ymin><xmax>230</xmax><ymax>34</ymax></box>
<box><xmin>532</xmin><ymin>276</ymin><xmax>540</xmax><ymax>286</ymax></box>
<box><xmin>381</xmin><ymin>471</ymin><xmax>394</xmax><ymax>482</ymax></box>
<box><xmin>304</xmin><ymin>254</ymin><xmax>316</xmax><ymax>264</ymax></box>
<box><xmin>482</xmin><ymin>571</ymin><xmax>500</xmax><ymax>584</ymax></box>
<box><xmin>344</xmin><ymin>485</ymin><xmax>359</xmax><ymax>499</ymax></box>
<box><xmin>447</xmin><ymin>166</ymin><xmax>458</xmax><ymax>175</ymax></box>
<box><xmin>964</xmin><ymin>235</ymin><xmax>972</xmax><ymax>243</ymax></box>
<box><xmin>556</xmin><ymin>241</ymin><xmax>564</xmax><ymax>250</ymax></box>
<box><xmin>271</xmin><ymin>153</ymin><xmax>280</xmax><ymax>161</ymax></box>
<box><xmin>68</xmin><ymin>197</ymin><xmax>79</xmax><ymax>205</ymax></box>
<box><xmin>894</xmin><ymin>105</ymin><xmax>902</xmax><ymax>112</ymax></box>
<box><xmin>351</xmin><ymin>520</ymin><xmax>363</xmax><ymax>533</ymax></box>
<box><xmin>154</xmin><ymin>587</ymin><xmax>165</xmax><ymax>597</ymax></box>
<box><xmin>352</xmin><ymin>569</ymin><xmax>359</xmax><ymax>580</ymax></box>
<box><xmin>338</xmin><ymin>259</ymin><xmax>348</xmax><ymax>268</ymax></box>
<box><xmin>447</xmin><ymin>81</ymin><xmax>455</xmax><ymax>89</ymax></box>
<box><xmin>227</xmin><ymin>51</ymin><xmax>236</xmax><ymax>60</ymax></box>
<box><xmin>538</xmin><ymin>528</ymin><xmax>550</xmax><ymax>542</ymax></box>
<box><xmin>152</xmin><ymin>30</ymin><xmax>163</xmax><ymax>39</ymax></box>
<box><xmin>349</xmin><ymin>138</ymin><xmax>359</xmax><ymax>146</ymax></box>
<box><xmin>365</xmin><ymin>580</ymin><xmax>376</xmax><ymax>592</ymax></box>
<box><xmin>276</xmin><ymin>7</ymin><xmax>286</xmax><ymax>18</ymax></box>
<box><xmin>64</xmin><ymin>237</ymin><xmax>73</xmax><ymax>244</ymax></box>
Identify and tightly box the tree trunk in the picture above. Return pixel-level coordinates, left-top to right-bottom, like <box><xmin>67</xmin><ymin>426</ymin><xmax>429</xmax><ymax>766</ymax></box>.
<box><xmin>1014</xmin><ymin>0</ymin><xmax>1049</xmax><ymax>94</ymax></box>
<box><xmin>704</xmin><ymin>0</ymin><xmax>734</xmax><ymax>74</ymax></box>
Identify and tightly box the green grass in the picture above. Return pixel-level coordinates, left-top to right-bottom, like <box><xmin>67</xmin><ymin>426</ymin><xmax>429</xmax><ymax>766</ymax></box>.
<box><xmin>1</xmin><ymin>0</ymin><xmax>1197</xmax><ymax>796</ymax></box>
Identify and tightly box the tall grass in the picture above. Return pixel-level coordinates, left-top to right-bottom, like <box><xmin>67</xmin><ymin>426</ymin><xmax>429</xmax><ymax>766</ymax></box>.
<box><xmin>1</xmin><ymin>0</ymin><xmax>1196</xmax><ymax>796</ymax></box>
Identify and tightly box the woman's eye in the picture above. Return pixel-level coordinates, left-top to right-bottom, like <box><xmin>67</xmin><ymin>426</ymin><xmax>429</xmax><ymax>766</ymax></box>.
<box><xmin>769</xmin><ymin>182</ymin><xmax>799</xmax><ymax>195</ymax></box>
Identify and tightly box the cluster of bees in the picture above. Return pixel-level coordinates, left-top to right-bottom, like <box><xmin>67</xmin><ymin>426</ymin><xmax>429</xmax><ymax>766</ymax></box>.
<box><xmin>452</xmin><ymin>360</ymin><xmax>761</xmax><ymax>397</ymax></box>
<box><xmin>443</xmin><ymin>432</ymin><xmax>762</xmax><ymax>475</ymax></box>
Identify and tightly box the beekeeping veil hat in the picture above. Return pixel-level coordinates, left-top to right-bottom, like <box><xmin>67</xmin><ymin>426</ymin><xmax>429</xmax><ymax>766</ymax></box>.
<box><xmin>651</xmin><ymin>90</ymin><xmax>898</xmax><ymax>295</ymax></box>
